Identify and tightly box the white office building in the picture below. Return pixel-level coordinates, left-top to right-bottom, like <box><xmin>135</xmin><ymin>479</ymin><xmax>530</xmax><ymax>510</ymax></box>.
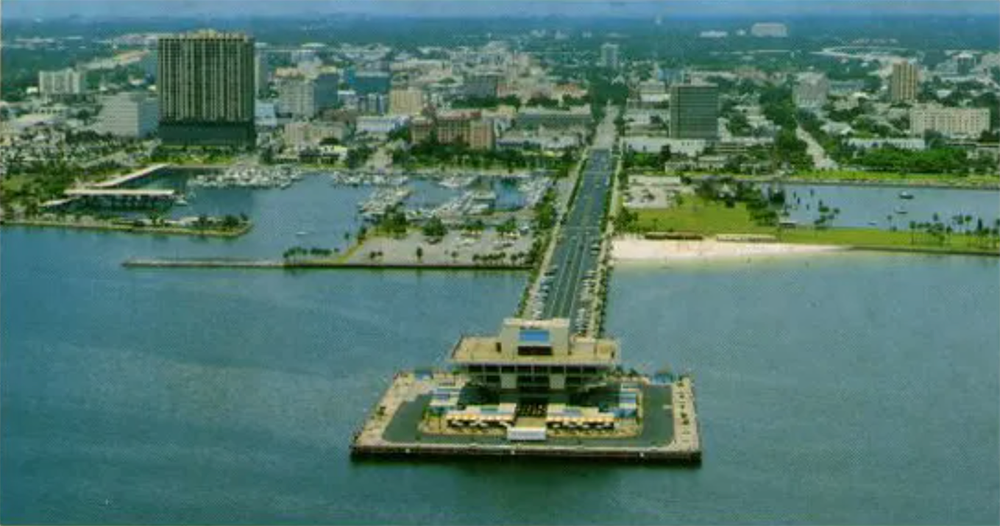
<box><xmin>910</xmin><ymin>106</ymin><xmax>991</xmax><ymax>138</ymax></box>
<box><xmin>276</xmin><ymin>72</ymin><xmax>339</xmax><ymax>119</ymax></box>
<box><xmin>95</xmin><ymin>92</ymin><xmax>158</xmax><ymax>137</ymax></box>
<box><xmin>599</xmin><ymin>43</ymin><xmax>620</xmax><ymax>70</ymax></box>
<box><xmin>793</xmin><ymin>73</ymin><xmax>830</xmax><ymax>109</ymax></box>
<box><xmin>39</xmin><ymin>68</ymin><xmax>87</xmax><ymax>96</ymax></box>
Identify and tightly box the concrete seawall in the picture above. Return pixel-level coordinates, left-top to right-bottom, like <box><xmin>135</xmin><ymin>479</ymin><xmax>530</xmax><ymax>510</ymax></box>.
<box><xmin>349</xmin><ymin>371</ymin><xmax>702</xmax><ymax>465</ymax></box>
<box><xmin>122</xmin><ymin>258</ymin><xmax>531</xmax><ymax>271</ymax></box>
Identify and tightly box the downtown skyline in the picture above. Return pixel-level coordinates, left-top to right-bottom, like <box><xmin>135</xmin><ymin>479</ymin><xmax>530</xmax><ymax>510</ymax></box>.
<box><xmin>5</xmin><ymin>0</ymin><xmax>1000</xmax><ymax>21</ymax></box>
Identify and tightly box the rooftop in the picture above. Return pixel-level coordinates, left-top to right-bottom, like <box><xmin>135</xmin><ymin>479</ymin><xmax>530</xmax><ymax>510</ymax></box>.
<box><xmin>451</xmin><ymin>335</ymin><xmax>618</xmax><ymax>366</ymax></box>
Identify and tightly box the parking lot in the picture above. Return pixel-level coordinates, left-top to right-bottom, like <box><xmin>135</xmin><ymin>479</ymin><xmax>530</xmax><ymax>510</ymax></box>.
<box><xmin>347</xmin><ymin>229</ymin><xmax>534</xmax><ymax>266</ymax></box>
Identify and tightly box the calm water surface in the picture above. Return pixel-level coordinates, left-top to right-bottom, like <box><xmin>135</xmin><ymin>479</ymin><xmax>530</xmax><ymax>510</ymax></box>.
<box><xmin>2</xmin><ymin>180</ymin><xmax>997</xmax><ymax>524</ymax></box>
<box><xmin>776</xmin><ymin>184</ymin><xmax>999</xmax><ymax>230</ymax></box>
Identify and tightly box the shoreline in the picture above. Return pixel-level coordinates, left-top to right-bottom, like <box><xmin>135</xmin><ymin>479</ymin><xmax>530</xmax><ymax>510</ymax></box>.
<box><xmin>612</xmin><ymin>237</ymin><xmax>999</xmax><ymax>262</ymax></box>
<box><xmin>122</xmin><ymin>258</ymin><xmax>531</xmax><ymax>271</ymax></box>
<box><xmin>613</xmin><ymin>238</ymin><xmax>846</xmax><ymax>263</ymax></box>
<box><xmin>1</xmin><ymin>220</ymin><xmax>251</xmax><ymax>238</ymax></box>
<box><xmin>684</xmin><ymin>174</ymin><xmax>1000</xmax><ymax>191</ymax></box>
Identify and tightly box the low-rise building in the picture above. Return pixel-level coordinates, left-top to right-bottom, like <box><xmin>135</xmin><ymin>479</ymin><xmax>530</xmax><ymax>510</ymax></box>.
<box><xmin>516</xmin><ymin>106</ymin><xmax>593</xmax><ymax>129</ymax></box>
<box><xmin>276</xmin><ymin>72</ymin><xmax>339</xmax><ymax>119</ymax></box>
<box><xmin>623</xmin><ymin>137</ymin><xmax>707</xmax><ymax>157</ymax></box>
<box><xmin>356</xmin><ymin>115</ymin><xmax>409</xmax><ymax>136</ymax></box>
<box><xmin>496</xmin><ymin>130</ymin><xmax>582</xmax><ymax>151</ymax></box>
<box><xmin>847</xmin><ymin>138</ymin><xmax>926</xmax><ymax>151</ymax></box>
<box><xmin>910</xmin><ymin>105</ymin><xmax>990</xmax><ymax>138</ymax></box>
<box><xmin>389</xmin><ymin>87</ymin><xmax>425</xmax><ymax>116</ymax></box>
<box><xmin>39</xmin><ymin>68</ymin><xmax>87</xmax><ymax>97</ymax></box>
<box><xmin>284</xmin><ymin>121</ymin><xmax>348</xmax><ymax>148</ymax></box>
<box><xmin>794</xmin><ymin>72</ymin><xmax>829</xmax><ymax>110</ymax></box>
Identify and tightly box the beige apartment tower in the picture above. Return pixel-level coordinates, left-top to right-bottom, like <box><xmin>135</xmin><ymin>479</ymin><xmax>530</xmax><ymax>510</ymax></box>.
<box><xmin>890</xmin><ymin>62</ymin><xmax>919</xmax><ymax>103</ymax></box>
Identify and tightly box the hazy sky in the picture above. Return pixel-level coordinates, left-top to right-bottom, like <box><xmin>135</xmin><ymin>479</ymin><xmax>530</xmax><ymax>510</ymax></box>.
<box><xmin>4</xmin><ymin>0</ymin><xmax>998</xmax><ymax>20</ymax></box>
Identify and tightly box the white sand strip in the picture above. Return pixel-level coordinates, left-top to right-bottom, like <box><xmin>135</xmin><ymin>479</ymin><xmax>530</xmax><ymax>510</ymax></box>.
<box><xmin>612</xmin><ymin>237</ymin><xmax>846</xmax><ymax>263</ymax></box>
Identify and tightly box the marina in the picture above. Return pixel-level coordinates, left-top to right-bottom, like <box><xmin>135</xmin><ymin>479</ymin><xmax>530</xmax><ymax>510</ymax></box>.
<box><xmin>187</xmin><ymin>165</ymin><xmax>305</xmax><ymax>189</ymax></box>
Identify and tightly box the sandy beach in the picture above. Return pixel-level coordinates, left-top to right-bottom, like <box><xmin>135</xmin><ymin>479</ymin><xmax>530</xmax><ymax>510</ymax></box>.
<box><xmin>612</xmin><ymin>237</ymin><xmax>846</xmax><ymax>263</ymax></box>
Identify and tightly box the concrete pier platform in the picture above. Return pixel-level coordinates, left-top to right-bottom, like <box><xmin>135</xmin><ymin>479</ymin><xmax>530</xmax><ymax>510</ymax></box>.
<box><xmin>350</xmin><ymin>371</ymin><xmax>701</xmax><ymax>464</ymax></box>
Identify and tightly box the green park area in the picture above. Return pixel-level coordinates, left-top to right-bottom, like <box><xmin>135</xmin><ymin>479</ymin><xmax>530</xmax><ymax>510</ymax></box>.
<box><xmin>630</xmin><ymin>198</ymin><xmax>774</xmax><ymax>235</ymax></box>
<box><xmin>623</xmin><ymin>196</ymin><xmax>999</xmax><ymax>256</ymax></box>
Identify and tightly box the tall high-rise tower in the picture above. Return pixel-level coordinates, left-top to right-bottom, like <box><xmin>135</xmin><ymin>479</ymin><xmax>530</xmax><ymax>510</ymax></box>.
<box><xmin>600</xmin><ymin>43</ymin><xmax>620</xmax><ymax>70</ymax></box>
<box><xmin>157</xmin><ymin>30</ymin><xmax>256</xmax><ymax>146</ymax></box>
<box><xmin>890</xmin><ymin>62</ymin><xmax>919</xmax><ymax>103</ymax></box>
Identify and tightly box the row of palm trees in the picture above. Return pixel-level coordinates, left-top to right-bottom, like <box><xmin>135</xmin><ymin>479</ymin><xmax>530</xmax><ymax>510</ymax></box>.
<box><xmin>906</xmin><ymin>215</ymin><xmax>1000</xmax><ymax>248</ymax></box>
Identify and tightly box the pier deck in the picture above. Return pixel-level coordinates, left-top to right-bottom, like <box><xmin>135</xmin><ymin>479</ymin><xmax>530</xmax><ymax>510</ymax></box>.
<box><xmin>351</xmin><ymin>371</ymin><xmax>701</xmax><ymax>463</ymax></box>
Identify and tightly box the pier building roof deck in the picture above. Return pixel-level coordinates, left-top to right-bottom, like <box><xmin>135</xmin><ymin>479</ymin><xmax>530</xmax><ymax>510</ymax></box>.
<box><xmin>450</xmin><ymin>318</ymin><xmax>619</xmax><ymax>367</ymax></box>
<box><xmin>450</xmin><ymin>335</ymin><xmax>618</xmax><ymax>366</ymax></box>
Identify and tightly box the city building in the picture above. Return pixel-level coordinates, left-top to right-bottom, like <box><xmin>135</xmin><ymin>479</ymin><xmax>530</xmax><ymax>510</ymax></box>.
<box><xmin>829</xmin><ymin>79</ymin><xmax>866</xmax><ymax>96</ymax></box>
<box><xmin>359</xmin><ymin>93</ymin><xmax>389</xmax><ymax>115</ymax></box>
<box><xmin>408</xmin><ymin>110</ymin><xmax>494</xmax><ymax>149</ymax></box>
<box><xmin>356</xmin><ymin>115</ymin><xmax>409</xmax><ymax>136</ymax></box>
<box><xmin>890</xmin><ymin>62</ymin><xmax>919</xmax><ymax>103</ymax></box>
<box><xmin>255</xmin><ymin>51</ymin><xmax>270</xmax><ymax>98</ymax></box>
<box><xmin>254</xmin><ymin>101</ymin><xmax>278</xmax><ymax>127</ymax></box>
<box><xmin>139</xmin><ymin>51</ymin><xmax>158</xmax><ymax>78</ymax></box>
<box><xmin>669</xmin><ymin>83</ymin><xmax>720</xmax><ymax>140</ymax></box>
<box><xmin>496</xmin><ymin>130</ymin><xmax>582</xmax><ymax>151</ymax></box>
<box><xmin>516</xmin><ymin>106</ymin><xmax>593</xmax><ymax>129</ymax></box>
<box><xmin>699</xmin><ymin>30</ymin><xmax>729</xmax><ymax>39</ymax></box>
<box><xmin>750</xmin><ymin>23</ymin><xmax>788</xmax><ymax>38</ymax></box>
<box><xmin>389</xmin><ymin>87</ymin><xmax>425</xmax><ymax>116</ymax></box>
<box><xmin>793</xmin><ymin>72</ymin><xmax>830</xmax><ymax>110</ymax></box>
<box><xmin>410</xmin><ymin>116</ymin><xmax>435</xmax><ymax>143</ymax></box>
<box><xmin>437</xmin><ymin>110</ymin><xmax>478</xmax><ymax>144</ymax></box>
<box><xmin>467</xmin><ymin>119</ymin><xmax>495</xmax><ymax>150</ymax></box>
<box><xmin>847</xmin><ymin>138</ymin><xmax>926</xmax><ymax>151</ymax></box>
<box><xmin>352</xmin><ymin>70</ymin><xmax>392</xmax><ymax>95</ymax></box>
<box><xmin>276</xmin><ymin>72</ymin><xmax>339</xmax><ymax>119</ymax></box>
<box><xmin>95</xmin><ymin>92</ymin><xmax>159</xmax><ymax>138</ymax></box>
<box><xmin>157</xmin><ymin>30</ymin><xmax>256</xmax><ymax>146</ymax></box>
<box><xmin>464</xmin><ymin>72</ymin><xmax>502</xmax><ymax>98</ymax></box>
<box><xmin>38</xmin><ymin>68</ymin><xmax>86</xmax><ymax>97</ymax></box>
<box><xmin>910</xmin><ymin>105</ymin><xmax>990</xmax><ymax>138</ymax></box>
<box><xmin>284</xmin><ymin>121</ymin><xmax>348</xmax><ymax>148</ymax></box>
<box><xmin>600</xmin><ymin>43</ymin><xmax>620</xmax><ymax>70</ymax></box>
<box><xmin>955</xmin><ymin>52</ymin><xmax>977</xmax><ymax>75</ymax></box>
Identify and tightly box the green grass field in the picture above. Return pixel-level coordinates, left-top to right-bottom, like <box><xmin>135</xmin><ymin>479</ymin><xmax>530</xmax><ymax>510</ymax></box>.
<box><xmin>781</xmin><ymin>228</ymin><xmax>998</xmax><ymax>254</ymax></box>
<box><xmin>634</xmin><ymin>197</ymin><xmax>774</xmax><ymax>235</ymax></box>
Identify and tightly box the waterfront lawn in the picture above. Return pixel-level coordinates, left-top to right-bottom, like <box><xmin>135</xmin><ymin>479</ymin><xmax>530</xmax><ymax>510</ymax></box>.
<box><xmin>633</xmin><ymin>197</ymin><xmax>774</xmax><ymax>235</ymax></box>
<box><xmin>781</xmin><ymin>228</ymin><xmax>999</xmax><ymax>254</ymax></box>
<box><xmin>629</xmin><ymin>198</ymin><xmax>998</xmax><ymax>255</ymax></box>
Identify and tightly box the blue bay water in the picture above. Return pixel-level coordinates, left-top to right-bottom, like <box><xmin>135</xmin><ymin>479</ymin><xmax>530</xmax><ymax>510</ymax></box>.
<box><xmin>1</xmin><ymin>179</ymin><xmax>998</xmax><ymax>524</ymax></box>
<box><xmin>776</xmin><ymin>184</ymin><xmax>1000</xmax><ymax>230</ymax></box>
